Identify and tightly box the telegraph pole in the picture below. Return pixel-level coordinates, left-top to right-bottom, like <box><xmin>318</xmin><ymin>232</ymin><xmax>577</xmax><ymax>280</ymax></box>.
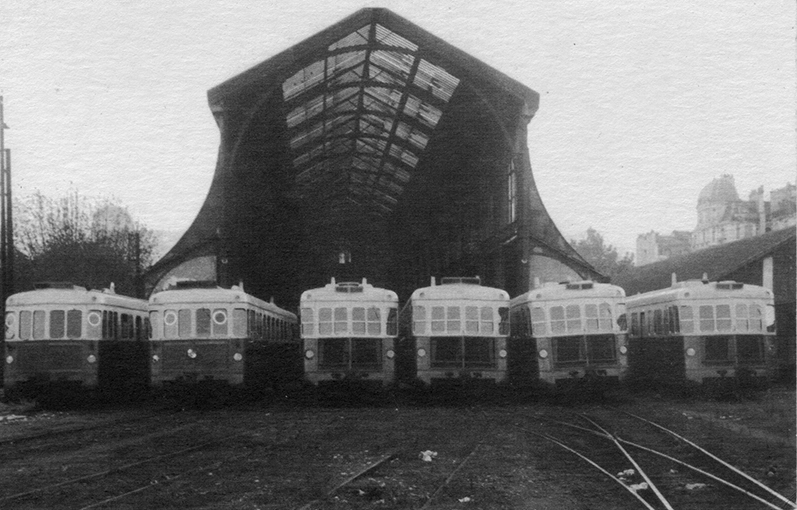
<box><xmin>0</xmin><ymin>96</ymin><xmax>9</xmax><ymax>386</ymax></box>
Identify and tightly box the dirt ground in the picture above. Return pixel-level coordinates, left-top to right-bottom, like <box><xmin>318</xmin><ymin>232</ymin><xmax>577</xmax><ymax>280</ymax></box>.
<box><xmin>0</xmin><ymin>385</ymin><xmax>794</xmax><ymax>509</ymax></box>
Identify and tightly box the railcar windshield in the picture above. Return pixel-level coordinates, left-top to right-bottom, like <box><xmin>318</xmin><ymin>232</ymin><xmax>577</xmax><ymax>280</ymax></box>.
<box><xmin>317</xmin><ymin>337</ymin><xmax>383</xmax><ymax>369</ymax></box>
<box><xmin>430</xmin><ymin>337</ymin><xmax>495</xmax><ymax>369</ymax></box>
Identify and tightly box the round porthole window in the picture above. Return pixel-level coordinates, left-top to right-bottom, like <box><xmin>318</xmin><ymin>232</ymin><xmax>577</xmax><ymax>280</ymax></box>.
<box><xmin>88</xmin><ymin>312</ymin><xmax>102</xmax><ymax>327</ymax></box>
<box><xmin>164</xmin><ymin>312</ymin><xmax>178</xmax><ymax>326</ymax></box>
<box><xmin>213</xmin><ymin>310</ymin><xmax>227</xmax><ymax>325</ymax></box>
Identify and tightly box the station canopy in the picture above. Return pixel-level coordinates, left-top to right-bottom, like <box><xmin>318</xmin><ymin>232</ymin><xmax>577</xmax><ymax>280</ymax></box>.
<box><xmin>148</xmin><ymin>8</ymin><xmax>601</xmax><ymax>306</ymax></box>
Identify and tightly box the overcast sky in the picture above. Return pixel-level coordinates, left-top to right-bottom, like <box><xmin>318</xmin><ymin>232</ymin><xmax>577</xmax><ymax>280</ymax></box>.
<box><xmin>1</xmin><ymin>1</ymin><xmax>794</xmax><ymax>256</ymax></box>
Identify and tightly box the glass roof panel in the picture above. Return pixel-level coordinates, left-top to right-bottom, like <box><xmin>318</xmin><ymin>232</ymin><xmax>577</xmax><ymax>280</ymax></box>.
<box><xmin>328</xmin><ymin>25</ymin><xmax>370</xmax><ymax>51</ymax></box>
<box><xmin>283</xmin><ymin>60</ymin><xmax>325</xmax><ymax>101</ymax></box>
<box><xmin>282</xmin><ymin>21</ymin><xmax>461</xmax><ymax>214</ymax></box>
<box><xmin>375</xmin><ymin>24</ymin><xmax>418</xmax><ymax>51</ymax></box>
<box><xmin>413</xmin><ymin>59</ymin><xmax>460</xmax><ymax>102</ymax></box>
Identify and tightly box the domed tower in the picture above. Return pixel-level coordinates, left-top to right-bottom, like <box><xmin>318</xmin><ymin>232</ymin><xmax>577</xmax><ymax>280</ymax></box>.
<box><xmin>692</xmin><ymin>174</ymin><xmax>757</xmax><ymax>250</ymax></box>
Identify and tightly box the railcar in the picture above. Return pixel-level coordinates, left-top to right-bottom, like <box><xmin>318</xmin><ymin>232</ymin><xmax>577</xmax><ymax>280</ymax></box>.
<box><xmin>508</xmin><ymin>281</ymin><xmax>629</xmax><ymax>388</ymax></box>
<box><xmin>147</xmin><ymin>281</ymin><xmax>300</xmax><ymax>390</ymax></box>
<box><xmin>625</xmin><ymin>277</ymin><xmax>776</xmax><ymax>386</ymax></box>
<box><xmin>399</xmin><ymin>277</ymin><xmax>510</xmax><ymax>386</ymax></box>
<box><xmin>300</xmin><ymin>278</ymin><xmax>399</xmax><ymax>387</ymax></box>
<box><xmin>4</xmin><ymin>282</ymin><xmax>149</xmax><ymax>398</ymax></box>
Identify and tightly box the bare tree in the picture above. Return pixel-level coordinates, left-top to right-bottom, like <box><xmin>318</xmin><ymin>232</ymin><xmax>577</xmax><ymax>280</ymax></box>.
<box><xmin>570</xmin><ymin>227</ymin><xmax>634</xmax><ymax>281</ymax></box>
<box><xmin>14</xmin><ymin>190</ymin><xmax>158</xmax><ymax>297</ymax></box>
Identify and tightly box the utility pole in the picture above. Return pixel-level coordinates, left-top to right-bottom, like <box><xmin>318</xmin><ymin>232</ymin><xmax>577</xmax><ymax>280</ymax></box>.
<box><xmin>0</xmin><ymin>96</ymin><xmax>11</xmax><ymax>385</ymax></box>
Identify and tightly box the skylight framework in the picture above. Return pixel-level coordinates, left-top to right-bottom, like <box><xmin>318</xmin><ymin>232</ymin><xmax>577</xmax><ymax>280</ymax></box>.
<box><xmin>282</xmin><ymin>23</ymin><xmax>460</xmax><ymax>215</ymax></box>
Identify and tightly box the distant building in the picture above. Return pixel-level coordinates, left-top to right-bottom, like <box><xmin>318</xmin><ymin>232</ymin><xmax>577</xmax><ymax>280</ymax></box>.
<box><xmin>635</xmin><ymin>175</ymin><xmax>796</xmax><ymax>266</ymax></box>
<box><xmin>636</xmin><ymin>230</ymin><xmax>692</xmax><ymax>266</ymax></box>
<box><xmin>692</xmin><ymin>175</ymin><xmax>796</xmax><ymax>250</ymax></box>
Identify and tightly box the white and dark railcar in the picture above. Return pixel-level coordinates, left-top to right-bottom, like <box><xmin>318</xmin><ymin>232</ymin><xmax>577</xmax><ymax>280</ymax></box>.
<box><xmin>400</xmin><ymin>277</ymin><xmax>510</xmax><ymax>386</ymax></box>
<box><xmin>147</xmin><ymin>281</ymin><xmax>300</xmax><ymax>389</ymax></box>
<box><xmin>625</xmin><ymin>277</ymin><xmax>776</xmax><ymax>386</ymax></box>
<box><xmin>4</xmin><ymin>283</ymin><xmax>149</xmax><ymax>397</ymax></box>
<box><xmin>508</xmin><ymin>281</ymin><xmax>629</xmax><ymax>388</ymax></box>
<box><xmin>300</xmin><ymin>278</ymin><xmax>399</xmax><ymax>387</ymax></box>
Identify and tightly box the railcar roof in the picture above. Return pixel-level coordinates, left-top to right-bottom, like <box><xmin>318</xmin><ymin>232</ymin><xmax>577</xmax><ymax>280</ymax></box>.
<box><xmin>300</xmin><ymin>285</ymin><xmax>398</xmax><ymax>303</ymax></box>
<box><xmin>7</xmin><ymin>288</ymin><xmax>147</xmax><ymax>310</ymax></box>
<box><xmin>510</xmin><ymin>281</ymin><xmax>625</xmax><ymax>306</ymax></box>
<box><xmin>625</xmin><ymin>280</ymin><xmax>774</xmax><ymax>308</ymax></box>
<box><xmin>150</xmin><ymin>287</ymin><xmax>296</xmax><ymax>319</ymax></box>
<box><xmin>409</xmin><ymin>283</ymin><xmax>509</xmax><ymax>302</ymax></box>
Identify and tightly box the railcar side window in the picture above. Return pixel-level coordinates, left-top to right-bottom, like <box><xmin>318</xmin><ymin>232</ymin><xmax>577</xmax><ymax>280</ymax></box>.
<box><xmin>19</xmin><ymin>310</ymin><xmax>31</xmax><ymax>340</ymax></box>
<box><xmin>135</xmin><ymin>316</ymin><xmax>143</xmax><ymax>341</ymax></box>
<box><xmin>352</xmin><ymin>307</ymin><xmax>366</xmax><ymax>334</ymax></box>
<box><xmin>431</xmin><ymin>306</ymin><xmax>445</xmax><ymax>333</ymax></box>
<box><xmin>465</xmin><ymin>306</ymin><xmax>480</xmax><ymax>334</ymax></box>
<box><xmin>196</xmin><ymin>308</ymin><xmax>211</xmax><ymax>337</ymax></box>
<box><xmin>668</xmin><ymin>306</ymin><xmax>679</xmax><ymax>333</ymax></box>
<box><xmin>319</xmin><ymin>308</ymin><xmax>333</xmax><ymax>335</ymax></box>
<box><xmin>550</xmin><ymin>306</ymin><xmax>565</xmax><ymax>334</ymax></box>
<box><xmin>447</xmin><ymin>306</ymin><xmax>461</xmax><ymax>333</ymax></box>
<box><xmin>653</xmin><ymin>309</ymin><xmax>663</xmax><ymax>335</ymax></box>
<box><xmin>750</xmin><ymin>305</ymin><xmax>764</xmax><ymax>332</ymax></box>
<box><xmin>213</xmin><ymin>309</ymin><xmax>228</xmax><ymax>336</ymax></box>
<box><xmin>499</xmin><ymin>307</ymin><xmax>509</xmax><ymax>335</ymax></box>
<box><xmin>716</xmin><ymin>305</ymin><xmax>731</xmax><ymax>331</ymax></box>
<box><xmin>679</xmin><ymin>306</ymin><xmax>694</xmax><ymax>333</ymax></box>
<box><xmin>233</xmin><ymin>308</ymin><xmax>247</xmax><ymax>337</ymax></box>
<box><xmin>585</xmin><ymin>304</ymin><xmax>599</xmax><ymax>331</ymax></box>
<box><xmin>480</xmin><ymin>307</ymin><xmax>494</xmax><ymax>334</ymax></box>
<box><xmin>178</xmin><ymin>309</ymin><xmax>192</xmax><ymax>338</ymax></box>
<box><xmin>301</xmin><ymin>308</ymin><xmax>314</xmax><ymax>335</ymax></box>
<box><xmin>121</xmin><ymin>314</ymin><xmax>134</xmax><ymax>339</ymax></box>
<box><xmin>699</xmin><ymin>305</ymin><xmax>715</xmax><ymax>332</ymax></box>
<box><xmin>334</xmin><ymin>307</ymin><xmax>348</xmax><ymax>333</ymax></box>
<box><xmin>565</xmin><ymin>305</ymin><xmax>581</xmax><ymax>333</ymax></box>
<box><xmin>387</xmin><ymin>308</ymin><xmax>398</xmax><ymax>336</ymax></box>
<box><xmin>50</xmin><ymin>310</ymin><xmax>65</xmax><ymax>339</ymax></box>
<box><xmin>630</xmin><ymin>312</ymin><xmax>639</xmax><ymax>335</ymax></box>
<box><xmin>5</xmin><ymin>312</ymin><xmax>14</xmax><ymax>339</ymax></box>
<box><xmin>599</xmin><ymin>303</ymin><xmax>613</xmax><ymax>330</ymax></box>
<box><xmin>67</xmin><ymin>310</ymin><xmax>82</xmax><ymax>338</ymax></box>
<box><xmin>413</xmin><ymin>306</ymin><xmax>426</xmax><ymax>334</ymax></box>
<box><xmin>33</xmin><ymin>310</ymin><xmax>46</xmax><ymax>339</ymax></box>
<box><xmin>367</xmin><ymin>307</ymin><xmax>381</xmax><ymax>335</ymax></box>
<box><xmin>531</xmin><ymin>307</ymin><xmax>546</xmax><ymax>336</ymax></box>
<box><xmin>735</xmin><ymin>304</ymin><xmax>749</xmax><ymax>332</ymax></box>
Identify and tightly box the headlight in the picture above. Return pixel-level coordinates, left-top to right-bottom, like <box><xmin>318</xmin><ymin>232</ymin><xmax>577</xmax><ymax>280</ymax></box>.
<box><xmin>417</xmin><ymin>348</ymin><xmax>427</xmax><ymax>358</ymax></box>
<box><xmin>305</xmin><ymin>349</ymin><xmax>315</xmax><ymax>359</ymax></box>
<box><xmin>5</xmin><ymin>355</ymin><xmax>13</xmax><ymax>364</ymax></box>
<box><xmin>385</xmin><ymin>350</ymin><xmax>395</xmax><ymax>359</ymax></box>
<box><xmin>187</xmin><ymin>349</ymin><xmax>197</xmax><ymax>359</ymax></box>
<box><xmin>538</xmin><ymin>349</ymin><xmax>549</xmax><ymax>359</ymax></box>
<box><xmin>686</xmin><ymin>348</ymin><xmax>696</xmax><ymax>357</ymax></box>
<box><xmin>152</xmin><ymin>354</ymin><xmax>160</xmax><ymax>362</ymax></box>
<box><xmin>619</xmin><ymin>346</ymin><xmax>628</xmax><ymax>355</ymax></box>
<box><xmin>498</xmin><ymin>349</ymin><xmax>508</xmax><ymax>358</ymax></box>
<box><xmin>233</xmin><ymin>353</ymin><xmax>243</xmax><ymax>361</ymax></box>
<box><xmin>87</xmin><ymin>354</ymin><xmax>97</xmax><ymax>363</ymax></box>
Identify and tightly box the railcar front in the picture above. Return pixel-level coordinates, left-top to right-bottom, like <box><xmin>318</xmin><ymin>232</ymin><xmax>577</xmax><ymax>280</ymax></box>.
<box><xmin>147</xmin><ymin>281</ymin><xmax>300</xmax><ymax>389</ymax></box>
<box><xmin>625</xmin><ymin>278</ymin><xmax>776</xmax><ymax>386</ymax></box>
<box><xmin>300</xmin><ymin>279</ymin><xmax>399</xmax><ymax>388</ymax></box>
<box><xmin>402</xmin><ymin>277</ymin><xmax>510</xmax><ymax>387</ymax></box>
<box><xmin>4</xmin><ymin>283</ymin><xmax>149</xmax><ymax>398</ymax></box>
<box><xmin>508</xmin><ymin>281</ymin><xmax>628</xmax><ymax>388</ymax></box>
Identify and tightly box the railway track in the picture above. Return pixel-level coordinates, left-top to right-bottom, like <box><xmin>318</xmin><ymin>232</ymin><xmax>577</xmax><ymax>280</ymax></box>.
<box><xmin>497</xmin><ymin>405</ymin><xmax>796</xmax><ymax>509</ymax></box>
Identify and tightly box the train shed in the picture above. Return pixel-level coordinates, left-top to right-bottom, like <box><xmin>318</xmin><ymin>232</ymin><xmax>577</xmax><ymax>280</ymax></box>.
<box><xmin>146</xmin><ymin>8</ymin><xmax>602</xmax><ymax>307</ymax></box>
